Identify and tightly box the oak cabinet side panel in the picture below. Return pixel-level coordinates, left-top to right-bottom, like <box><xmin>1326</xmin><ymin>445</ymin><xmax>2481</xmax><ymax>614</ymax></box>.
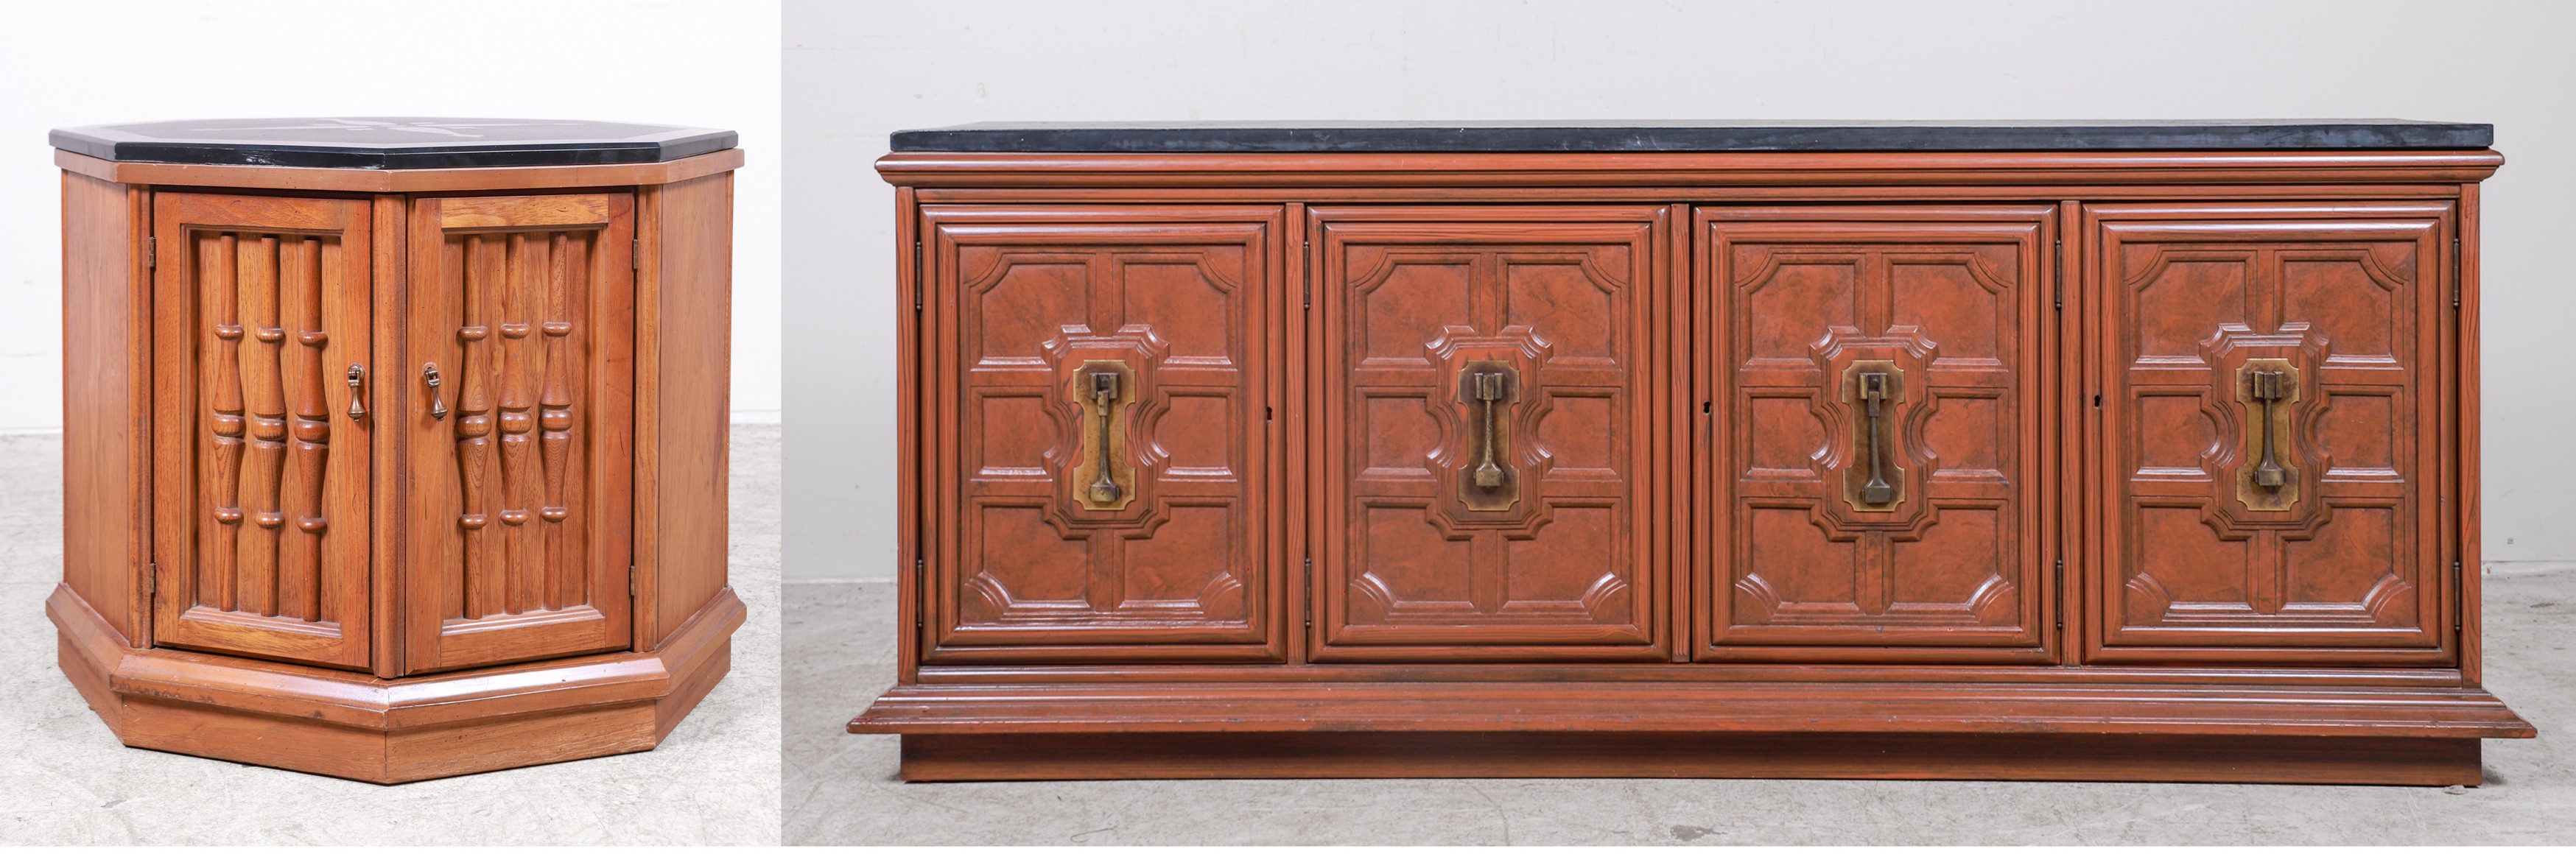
<box><xmin>645</xmin><ymin>172</ymin><xmax>736</xmax><ymax>648</ymax></box>
<box><xmin>62</xmin><ymin>173</ymin><xmax>150</xmax><ymax>644</ymax></box>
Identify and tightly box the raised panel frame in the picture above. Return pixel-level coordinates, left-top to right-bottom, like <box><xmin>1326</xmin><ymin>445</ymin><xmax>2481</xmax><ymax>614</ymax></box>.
<box><xmin>1692</xmin><ymin>205</ymin><xmax>2060</xmax><ymax>664</ymax></box>
<box><xmin>400</xmin><ymin>192</ymin><xmax>637</xmax><ymax>674</ymax></box>
<box><xmin>1307</xmin><ymin>205</ymin><xmax>1679</xmax><ymax>663</ymax></box>
<box><xmin>148</xmin><ymin>191</ymin><xmax>376</xmax><ymax>671</ymax></box>
<box><xmin>917</xmin><ymin>204</ymin><xmax>1291</xmax><ymax>665</ymax></box>
<box><xmin>2081</xmin><ymin>202</ymin><xmax>2457</xmax><ymax>666</ymax></box>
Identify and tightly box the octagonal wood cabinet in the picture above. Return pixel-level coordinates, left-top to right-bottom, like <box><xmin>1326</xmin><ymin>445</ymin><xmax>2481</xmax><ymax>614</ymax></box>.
<box><xmin>51</xmin><ymin>118</ymin><xmax>742</xmax><ymax>783</ymax></box>
<box><xmin>855</xmin><ymin>121</ymin><xmax>2534</xmax><ymax>786</ymax></box>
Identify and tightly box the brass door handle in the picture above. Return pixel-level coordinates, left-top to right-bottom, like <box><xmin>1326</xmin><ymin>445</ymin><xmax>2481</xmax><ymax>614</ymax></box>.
<box><xmin>345</xmin><ymin>364</ymin><xmax>368</xmax><ymax>420</ymax></box>
<box><xmin>1858</xmin><ymin>370</ymin><xmax>1895</xmax><ymax>506</ymax></box>
<box><xmin>424</xmin><ymin>362</ymin><xmax>447</xmax><ymax>420</ymax></box>
<box><xmin>1472</xmin><ymin>370</ymin><xmax>1507</xmax><ymax>488</ymax></box>
<box><xmin>2249</xmin><ymin>369</ymin><xmax>2289</xmax><ymax>490</ymax></box>
<box><xmin>1087</xmin><ymin>371</ymin><xmax>1123</xmax><ymax>505</ymax></box>
<box><xmin>1456</xmin><ymin>361</ymin><xmax>1520</xmax><ymax>512</ymax></box>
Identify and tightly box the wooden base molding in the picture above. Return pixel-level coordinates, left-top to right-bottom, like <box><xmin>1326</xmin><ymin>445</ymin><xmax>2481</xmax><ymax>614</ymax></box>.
<box><xmin>51</xmin><ymin>585</ymin><xmax>744</xmax><ymax>784</ymax></box>
<box><xmin>850</xmin><ymin>680</ymin><xmax>2533</xmax><ymax>740</ymax></box>
<box><xmin>891</xmin><ymin>731</ymin><xmax>2485</xmax><ymax>786</ymax></box>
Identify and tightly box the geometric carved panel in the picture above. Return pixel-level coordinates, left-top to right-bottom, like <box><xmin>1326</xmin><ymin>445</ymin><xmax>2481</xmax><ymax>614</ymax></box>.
<box><xmin>923</xmin><ymin>206</ymin><xmax>1281</xmax><ymax>663</ymax></box>
<box><xmin>1696</xmin><ymin>208</ymin><xmax>2053</xmax><ymax>662</ymax></box>
<box><xmin>1313</xmin><ymin>207</ymin><xmax>1671</xmax><ymax>662</ymax></box>
<box><xmin>2088</xmin><ymin>204</ymin><xmax>2450</xmax><ymax>663</ymax></box>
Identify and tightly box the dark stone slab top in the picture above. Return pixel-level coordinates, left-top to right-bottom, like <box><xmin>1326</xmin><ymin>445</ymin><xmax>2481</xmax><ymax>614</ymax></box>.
<box><xmin>52</xmin><ymin>117</ymin><xmax>737</xmax><ymax>169</ymax></box>
<box><xmin>891</xmin><ymin>120</ymin><xmax>2492</xmax><ymax>153</ymax></box>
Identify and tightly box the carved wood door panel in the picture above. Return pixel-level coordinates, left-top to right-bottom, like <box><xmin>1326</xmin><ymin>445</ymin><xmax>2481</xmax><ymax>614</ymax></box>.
<box><xmin>1694</xmin><ymin>207</ymin><xmax>2054</xmax><ymax>663</ymax></box>
<box><xmin>920</xmin><ymin>205</ymin><xmax>1283</xmax><ymax>663</ymax></box>
<box><xmin>1311</xmin><ymin>207</ymin><xmax>1672</xmax><ymax>662</ymax></box>
<box><xmin>402</xmin><ymin>194</ymin><xmax>635</xmax><ymax>674</ymax></box>
<box><xmin>150</xmin><ymin>194</ymin><xmax>374</xmax><ymax>670</ymax></box>
<box><xmin>2085</xmin><ymin>202</ymin><xmax>2452</xmax><ymax>665</ymax></box>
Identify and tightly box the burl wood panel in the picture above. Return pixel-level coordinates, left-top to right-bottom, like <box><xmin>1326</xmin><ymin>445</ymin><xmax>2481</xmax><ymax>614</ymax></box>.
<box><xmin>1310</xmin><ymin>206</ymin><xmax>1671</xmax><ymax>662</ymax></box>
<box><xmin>920</xmin><ymin>205</ymin><xmax>1285</xmax><ymax>663</ymax></box>
<box><xmin>403</xmin><ymin>194</ymin><xmax>635</xmax><ymax>674</ymax></box>
<box><xmin>62</xmin><ymin>172</ymin><xmax>150</xmax><ymax>646</ymax></box>
<box><xmin>639</xmin><ymin>172</ymin><xmax>735</xmax><ymax>650</ymax></box>
<box><xmin>150</xmin><ymin>193</ymin><xmax>374</xmax><ymax>670</ymax></box>
<box><xmin>2087</xmin><ymin>202</ymin><xmax>2453</xmax><ymax>665</ymax></box>
<box><xmin>1696</xmin><ymin>207</ymin><xmax>2054</xmax><ymax>663</ymax></box>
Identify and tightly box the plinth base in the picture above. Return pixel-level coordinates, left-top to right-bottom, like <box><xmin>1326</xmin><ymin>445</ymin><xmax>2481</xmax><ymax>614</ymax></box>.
<box><xmin>49</xmin><ymin>585</ymin><xmax>744</xmax><ymax>784</ymax></box>
<box><xmin>891</xmin><ymin>731</ymin><xmax>2485</xmax><ymax>786</ymax></box>
<box><xmin>853</xmin><ymin>680</ymin><xmax>2533</xmax><ymax>786</ymax></box>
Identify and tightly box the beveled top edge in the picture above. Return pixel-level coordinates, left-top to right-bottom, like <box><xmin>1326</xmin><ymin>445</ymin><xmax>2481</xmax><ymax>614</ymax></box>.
<box><xmin>892</xmin><ymin>120</ymin><xmax>2493</xmax><ymax>153</ymax></box>
<box><xmin>52</xmin><ymin>117</ymin><xmax>736</xmax><ymax>169</ymax></box>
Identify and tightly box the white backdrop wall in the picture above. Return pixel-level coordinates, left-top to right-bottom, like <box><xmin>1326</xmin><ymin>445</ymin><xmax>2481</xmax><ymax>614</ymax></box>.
<box><xmin>0</xmin><ymin>0</ymin><xmax>782</xmax><ymax>430</ymax></box>
<box><xmin>787</xmin><ymin>0</ymin><xmax>2576</xmax><ymax>581</ymax></box>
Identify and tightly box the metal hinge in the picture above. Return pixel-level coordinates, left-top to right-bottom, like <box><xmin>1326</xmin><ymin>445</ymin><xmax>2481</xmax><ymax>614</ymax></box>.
<box><xmin>630</xmin><ymin>238</ymin><xmax>642</xmax><ymax>270</ymax></box>
<box><xmin>628</xmin><ymin>566</ymin><xmax>637</xmax><ymax>597</ymax></box>
<box><xmin>2053</xmin><ymin>237</ymin><xmax>2063</xmax><ymax>310</ymax></box>
<box><xmin>147</xmin><ymin>562</ymin><xmax>158</xmax><ymax>600</ymax></box>
<box><xmin>913</xmin><ymin>239</ymin><xmax>924</xmax><ymax>312</ymax></box>
<box><xmin>1299</xmin><ymin>233</ymin><xmax>1311</xmax><ymax>310</ymax></box>
<box><xmin>2454</xmin><ymin>559</ymin><xmax>2466</xmax><ymax>635</ymax></box>
<box><xmin>2054</xmin><ymin>558</ymin><xmax>2065</xmax><ymax>630</ymax></box>
<box><xmin>915</xmin><ymin>557</ymin><xmax>927</xmax><ymax>629</ymax></box>
<box><xmin>2452</xmin><ymin>236</ymin><xmax>2463</xmax><ymax>308</ymax></box>
<box><xmin>1302</xmin><ymin>557</ymin><xmax>1313</xmax><ymax>630</ymax></box>
<box><xmin>146</xmin><ymin>235</ymin><xmax>157</xmax><ymax>270</ymax></box>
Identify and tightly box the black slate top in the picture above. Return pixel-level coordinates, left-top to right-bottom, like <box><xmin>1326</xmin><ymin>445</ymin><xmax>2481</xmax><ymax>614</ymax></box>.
<box><xmin>52</xmin><ymin>117</ymin><xmax>736</xmax><ymax>169</ymax></box>
<box><xmin>891</xmin><ymin>120</ymin><xmax>2492</xmax><ymax>153</ymax></box>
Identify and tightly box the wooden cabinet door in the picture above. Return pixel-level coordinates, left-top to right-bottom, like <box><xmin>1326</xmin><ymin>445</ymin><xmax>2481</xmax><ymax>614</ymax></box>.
<box><xmin>2085</xmin><ymin>202</ymin><xmax>2452</xmax><ymax>665</ymax></box>
<box><xmin>1694</xmin><ymin>207</ymin><xmax>2054</xmax><ymax>663</ymax></box>
<box><xmin>401</xmin><ymin>194</ymin><xmax>635</xmax><ymax>674</ymax></box>
<box><xmin>1311</xmin><ymin>206</ymin><xmax>1673</xmax><ymax>662</ymax></box>
<box><xmin>919</xmin><ymin>205</ymin><xmax>1283</xmax><ymax>663</ymax></box>
<box><xmin>150</xmin><ymin>194</ymin><xmax>374</xmax><ymax>670</ymax></box>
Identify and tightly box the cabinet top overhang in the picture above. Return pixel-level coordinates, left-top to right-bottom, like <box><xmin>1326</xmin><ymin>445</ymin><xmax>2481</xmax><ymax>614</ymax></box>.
<box><xmin>891</xmin><ymin>120</ymin><xmax>2491</xmax><ymax>153</ymax></box>
<box><xmin>51</xmin><ymin>117</ymin><xmax>736</xmax><ymax>169</ymax></box>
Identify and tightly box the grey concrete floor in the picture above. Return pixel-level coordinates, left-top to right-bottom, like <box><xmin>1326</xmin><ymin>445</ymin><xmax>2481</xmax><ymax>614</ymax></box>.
<box><xmin>785</xmin><ymin>571</ymin><xmax>2576</xmax><ymax>844</ymax></box>
<box><xmin>0</xmin><ymin>426</ymin><xmax>783</xmax><ymax>845</ymax></box>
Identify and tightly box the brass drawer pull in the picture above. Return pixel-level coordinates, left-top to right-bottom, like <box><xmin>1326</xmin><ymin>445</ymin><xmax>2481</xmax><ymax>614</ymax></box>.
<box><xmin>1456</xmin><ymin>361</ymin><xmax>1520</xmax><ymax>512</ymax></box>
<box><xmin>345</xmin><ymin>364</ymin><xmax>368</xmax><ymax>420</ymax></box>
<box><xmin>1858</xmin><ymin>370</ymin><xmax>1896</xmax><ymax>506</ymax></box>
<box><xmin>1087</xmin><ymin>370</ymin><xmax>1123</xmax><ymax>505</ymax></box>
<box><xmin>2249</xmin><ymin>369</ymin><xmax>2289</xmax><ymax>490</ymax></box>
<box><xmin>424</xmin><ymin>362</ymin><xmax>447</xmax><ymax>420</ymax></box>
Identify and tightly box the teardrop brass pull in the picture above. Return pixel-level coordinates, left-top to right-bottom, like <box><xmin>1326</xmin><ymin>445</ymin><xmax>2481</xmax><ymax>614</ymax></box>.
<box><xmin>345</xmin><ymin>364</ymin><xmax>368</xmax><ymax>420</ymax></box>
<box><xmin>424</xmin><ymin>362</ymin><xmax>448</xmax><ymax>420</ymax></box>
